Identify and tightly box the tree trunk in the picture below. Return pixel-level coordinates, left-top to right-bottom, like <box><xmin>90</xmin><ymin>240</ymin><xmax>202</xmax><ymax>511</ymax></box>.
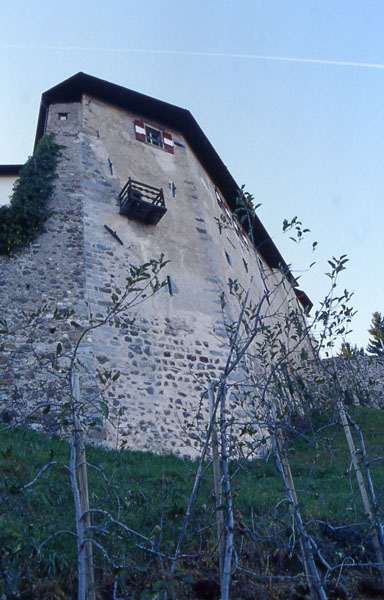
<box><xmin>70</xmin><ymin>434</ymin><xmax>87</xmax><ymax>600</ymax></box>
<box><xmin>272</xmin><ymin>421</ymin><xmax>327</xmax><ymax>600</ymax></box>
<box><xmin>72</xmin><ymin>374</ymin><xmax>96</xmax><ymax>600</ymax></box>
<box><xmin>338</xmin><ymin>400</ymin><xmax>384</xmax><ymax>587</ymax></box>
<box><xmin>219</xmin><ymin>382</ymin><xmax>235</xmax><ymax>600</ymax></box>
<box><xmin>208</xmin><ymin>384</ymin><xmax>225</xmax><ymax>589</ymax></box>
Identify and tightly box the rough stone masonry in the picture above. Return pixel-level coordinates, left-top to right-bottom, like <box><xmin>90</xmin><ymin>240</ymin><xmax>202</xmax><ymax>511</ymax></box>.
<box><xmin>0</xmin><ymin>73</ymin><xmax>314</xmax><ymax>457</ymax></box>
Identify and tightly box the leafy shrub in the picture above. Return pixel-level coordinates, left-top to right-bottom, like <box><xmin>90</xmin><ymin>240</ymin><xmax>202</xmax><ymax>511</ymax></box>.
<box><xmin>0</xmin><ymin>134</ymin><xmax>60</xmax><ymax>254</ymax></box>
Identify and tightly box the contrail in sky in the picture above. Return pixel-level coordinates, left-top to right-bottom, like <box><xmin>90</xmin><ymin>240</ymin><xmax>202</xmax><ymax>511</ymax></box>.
<box><xmin>2</xmin><ymin>44</ymin><xmax>384</xmax><ymax>69</ymax></box>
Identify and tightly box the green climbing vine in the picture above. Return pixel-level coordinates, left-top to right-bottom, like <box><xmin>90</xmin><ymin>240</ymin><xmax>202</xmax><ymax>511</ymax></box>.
<box><xmin>0</xmin><ymin>134</ymin><xmax>60</xmax><ymax>254</ymax></box>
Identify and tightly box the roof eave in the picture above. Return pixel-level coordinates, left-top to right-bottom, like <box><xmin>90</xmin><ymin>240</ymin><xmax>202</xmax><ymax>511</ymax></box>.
<box><xmin>0</xmin><ymin>165</ymin><xmax>23</xmax><ymax>176</ymax></box>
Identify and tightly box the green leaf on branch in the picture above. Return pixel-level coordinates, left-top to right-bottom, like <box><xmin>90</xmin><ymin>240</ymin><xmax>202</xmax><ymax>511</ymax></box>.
<box><xmin>99</xmin><ymin>401</ymin><xmax>109</xmax><ymax>419</ymax></box>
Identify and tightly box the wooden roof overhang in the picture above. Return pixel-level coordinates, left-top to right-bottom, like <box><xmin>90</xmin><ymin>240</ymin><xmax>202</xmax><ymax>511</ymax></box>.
<box><xmin>0</xmin><ymin>165</ymin><xmax>23</xmax><ymax>176</ymax></box>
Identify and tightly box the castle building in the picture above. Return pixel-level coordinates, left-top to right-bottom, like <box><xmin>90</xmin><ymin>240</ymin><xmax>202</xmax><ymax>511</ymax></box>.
<box><xmin>0</xmin><ymin>73</ymin><xmax>311</xmax><ymax>455</ymax></box>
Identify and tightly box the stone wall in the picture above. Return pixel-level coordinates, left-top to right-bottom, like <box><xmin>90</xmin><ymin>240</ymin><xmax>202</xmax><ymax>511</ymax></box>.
<box><xmin>297</xmin><ymin>355</ymin><xmax>384</xmax><ymax>410</ymax></box>
<box><xmin>0</xmin><ymin>93</ymin><xmax>314</xmax><ymax>457</ymax></box>
<box><xmin>0</xmin><ymin>101</ymin><xmax>96</xmax><ymax>436</ymax></box>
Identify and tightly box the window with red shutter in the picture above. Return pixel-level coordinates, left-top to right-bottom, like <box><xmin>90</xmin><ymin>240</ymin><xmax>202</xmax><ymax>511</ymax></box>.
<box><xmin>162</xmin><ymin>131</ymin><xmax>174</xmax><ymax>154</ymax></box>
<box><xmin>146</xmin><ymin>126</ymin><xmax>162</xmax><ymax>147</ymax></box>
<box><xmin>134</xmin><ymin>120</ymin><xmax>146</xmax><ymax>142</ymax></box>
<box><xmin>134</xmin><ymin>120</ymin><xmax>174</xmax><ymax>154</ymax></box>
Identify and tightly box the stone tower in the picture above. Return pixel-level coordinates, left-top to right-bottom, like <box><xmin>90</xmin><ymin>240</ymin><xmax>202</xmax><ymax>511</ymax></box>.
<box><xmin>0</xmin><ymin>73</ymin><xmax>311</xmax><ymax>456</ymax></box>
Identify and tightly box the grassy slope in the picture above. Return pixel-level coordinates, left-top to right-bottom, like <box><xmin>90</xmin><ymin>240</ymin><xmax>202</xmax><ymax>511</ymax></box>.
<box><xmin>1</xmin><ymin>406</ymin><xmax>384</xmax><ymax>598</ymax></box>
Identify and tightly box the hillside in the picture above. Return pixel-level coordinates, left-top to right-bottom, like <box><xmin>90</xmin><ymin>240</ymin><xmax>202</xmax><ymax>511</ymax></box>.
<box><xmin>1</xmin><ymin>406</ymin><xmax>384</xmax><ymax>599</ymax></box>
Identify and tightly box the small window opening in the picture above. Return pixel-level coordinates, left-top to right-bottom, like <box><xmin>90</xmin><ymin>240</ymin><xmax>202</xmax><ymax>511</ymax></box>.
<box><xmin>243</xmin><ymin>258</ymin><xmax>248</xmax><ymax>272</ymax></box>
<box><xmin>215</xmin><ymin>189</ymin><xmax>225</xmax><ymax>212</ymax></box>
<box><xmin>146</xmin><ymin>126</ymin><xmax>162</xmax><ymax>147</ymax></box>
<box><xmin>225</xmin><ymin>251</ymin><xmax>232</xmax><ymax>266</ymax></box>
<box><xmin>167</xmin><ymin>275</ymin><xmax>173</xmax><ymax>296</ymax></box>
<box><xmin>241</xmin><ymin>230</ymin><xmax>250</xmax><ymax>250</ymax></box>
<box><xmin>58</xmin><ymin>113</ymin><xmax>68</xmax><ymax>121</ymax></box>
<box><xmin>226</xmin><ymin>237</ymin><xmax>237</xmax><ymax>250</ymax></box>
<box><xmin>169</xmin><ymin>181</ymin><xmax>176</xmax><ymax>197</ymax></box>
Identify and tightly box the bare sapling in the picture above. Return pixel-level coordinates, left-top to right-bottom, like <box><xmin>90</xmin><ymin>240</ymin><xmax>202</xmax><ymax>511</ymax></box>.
<box><xmin>70</xmin><ymin>373</ymin><xmax>95</xmax><ymax>600</ymax></box>
<box><xmin>312</xmin><ymin>255</ymin><xmax>384</xmax><ymax>587</ymax></box>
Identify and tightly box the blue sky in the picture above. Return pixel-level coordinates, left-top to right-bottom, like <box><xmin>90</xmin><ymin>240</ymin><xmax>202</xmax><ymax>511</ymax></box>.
<box><xmin>1</xmin><ymin>0</ymin><xmax>383</xmax><ymax>351</ymax></box>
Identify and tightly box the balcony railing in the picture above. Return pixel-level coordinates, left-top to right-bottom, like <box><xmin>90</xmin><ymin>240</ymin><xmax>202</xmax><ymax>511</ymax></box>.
<box><xmin>119</xmin><ymin>178</ymin><xmax>167</xmax><ymax>225</ymax></box>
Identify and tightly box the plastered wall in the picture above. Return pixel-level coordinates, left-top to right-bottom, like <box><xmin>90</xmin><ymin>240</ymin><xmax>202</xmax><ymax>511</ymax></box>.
<box><xmin>0</xmin><ymin>175</ymin><xmax>17</xmax><ymax>207</ymax></box>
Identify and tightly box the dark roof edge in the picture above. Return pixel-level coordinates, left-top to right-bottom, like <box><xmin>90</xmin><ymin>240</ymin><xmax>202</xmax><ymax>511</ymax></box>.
<box><xmin>34</xmin><ymin>72</ymin><xmax>310</xmax><ymax>311</ymax></box>
<box><xmin>0</xmin><ymin>165</ymin><xmax>23</xmax><ymax>176</ymax></box>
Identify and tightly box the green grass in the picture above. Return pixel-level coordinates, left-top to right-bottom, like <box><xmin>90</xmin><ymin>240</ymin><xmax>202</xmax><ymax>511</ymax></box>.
<box><xmin>289</xmin><ymin>406</ymin><xmax>384</xmax><ymax>518</ymax></box>
<box><xmin>1</xmin><ymin>406</ymin><xmax>384</xmax><ymax>598</ymax></box>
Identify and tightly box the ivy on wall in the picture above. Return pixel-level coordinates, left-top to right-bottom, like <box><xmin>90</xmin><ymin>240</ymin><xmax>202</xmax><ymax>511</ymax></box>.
<box><xmin>0</xmin><ymin>134</ymin><xmax>60</xmax><ymax>254</ymax></box>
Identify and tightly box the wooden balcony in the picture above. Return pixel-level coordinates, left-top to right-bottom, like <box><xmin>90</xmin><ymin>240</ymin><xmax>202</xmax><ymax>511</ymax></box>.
<box><xmin>119</xmin><ymin>178</ymin><xmax>166</xmax><ymax>225</ymax></box>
